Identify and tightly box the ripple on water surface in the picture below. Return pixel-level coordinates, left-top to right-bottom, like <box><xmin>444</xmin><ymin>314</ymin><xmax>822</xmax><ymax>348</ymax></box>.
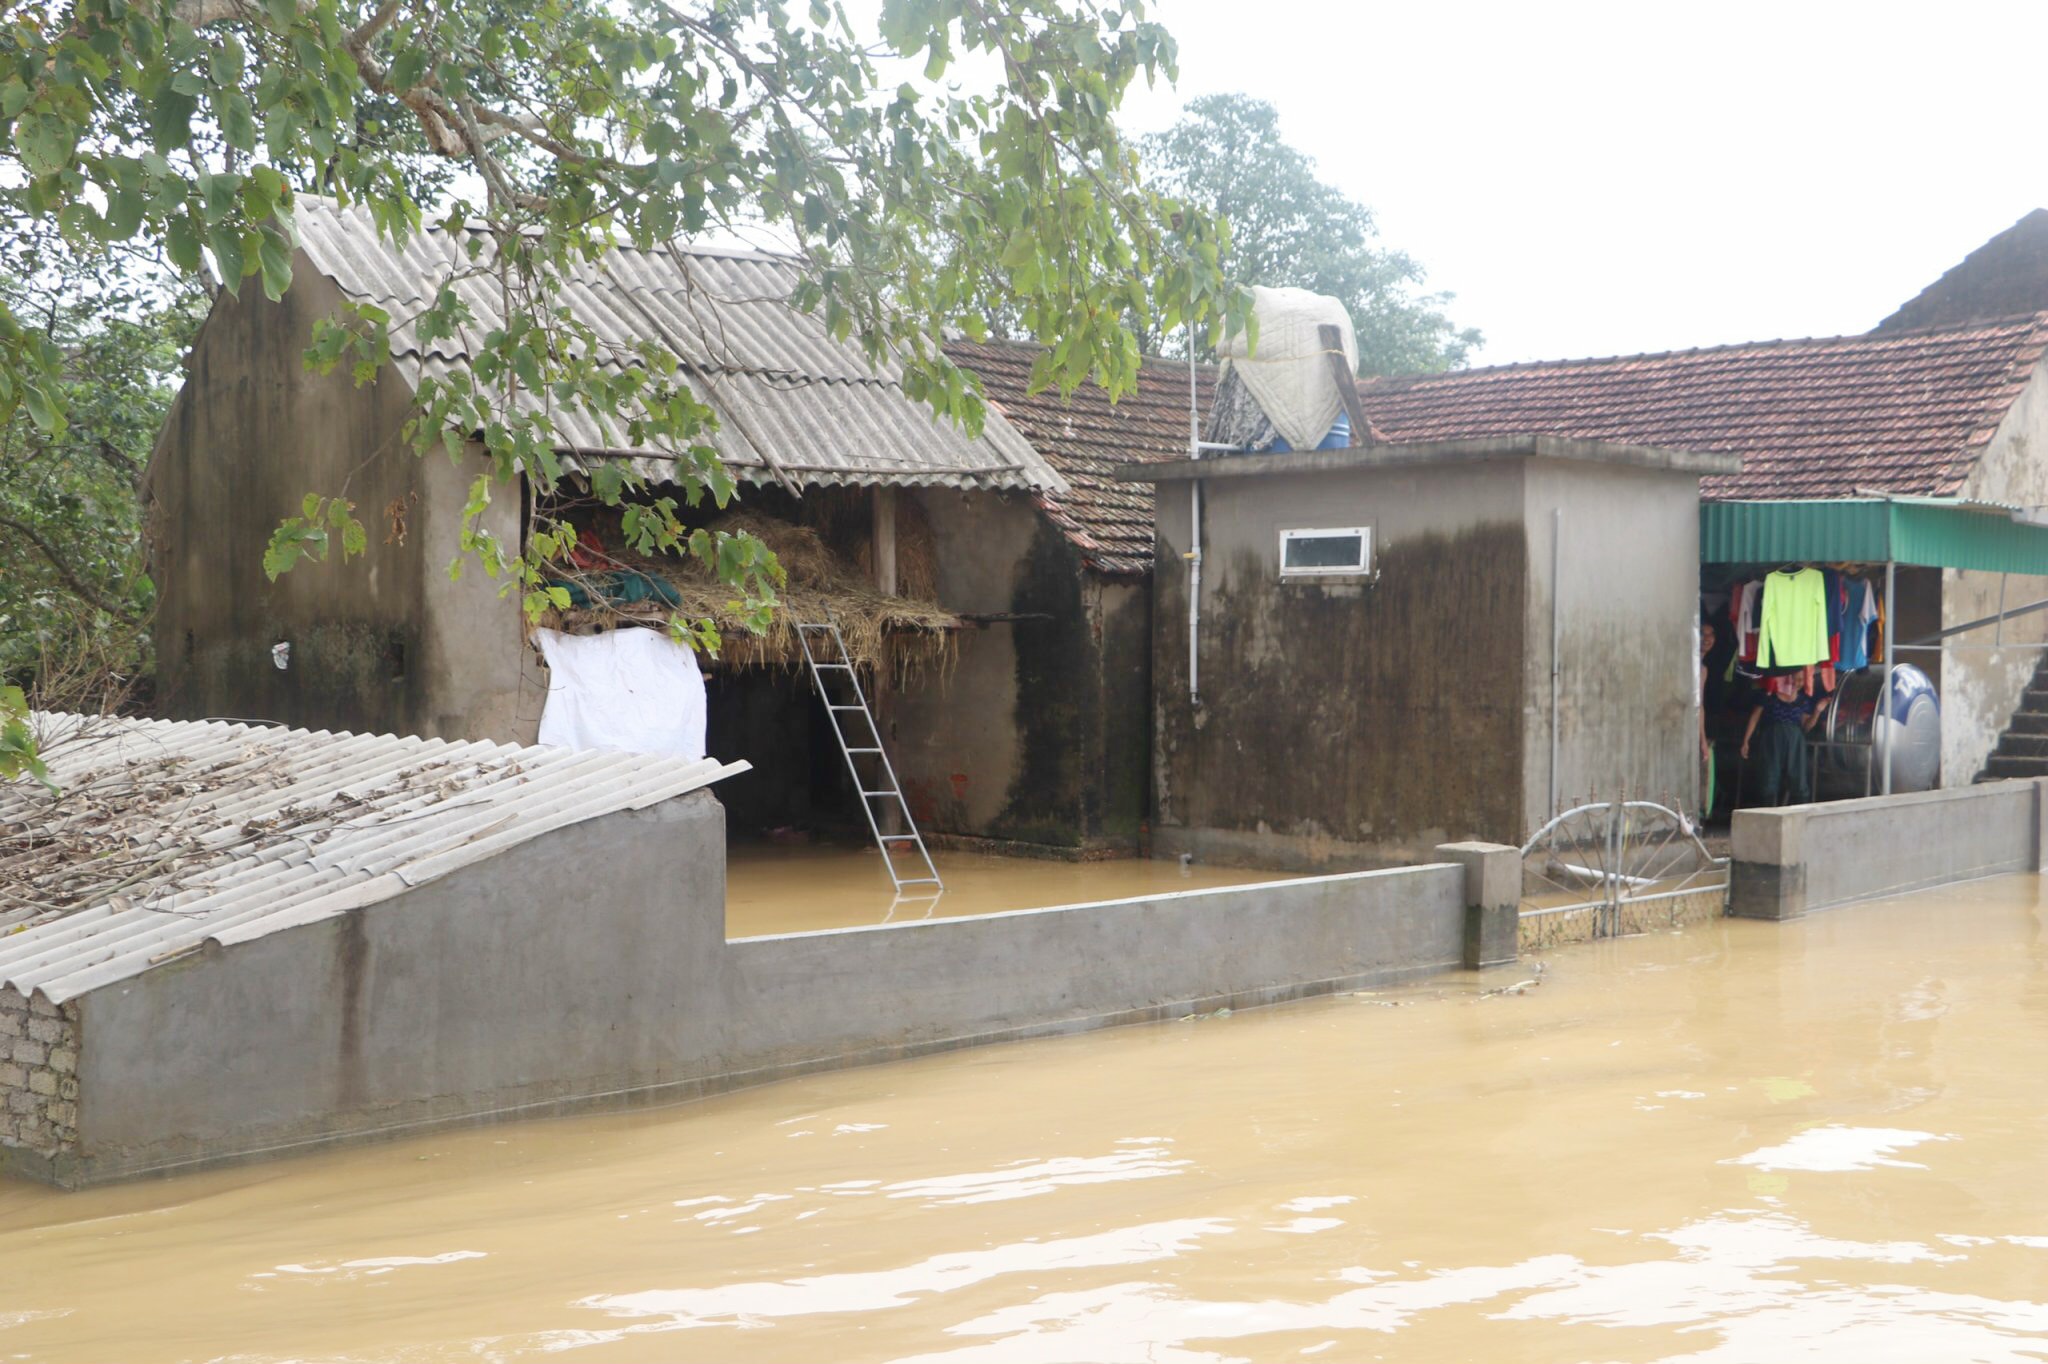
<box><xmin>5</xmin><ymin>875</ymin><xmax>2048</xmax><ymax>1362</ymax></box>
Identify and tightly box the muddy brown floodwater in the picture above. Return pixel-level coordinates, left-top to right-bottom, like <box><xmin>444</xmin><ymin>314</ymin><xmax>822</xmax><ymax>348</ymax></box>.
<box><xmin>723</xmin><ymin>844</ymin><xmax>1297</xmax><ymax>937</ymax></box>
<box><xmin>7</xmin><ymin>875</ymin><xmax>2048</xmax><ymax>1362</ymax></box>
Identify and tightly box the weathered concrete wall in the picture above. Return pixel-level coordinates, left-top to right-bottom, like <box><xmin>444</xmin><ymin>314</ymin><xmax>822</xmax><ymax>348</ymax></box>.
<box><xmin>892</xmin><ymin>491</ymin><xmax>1149</xmax><ymax>853</ymax></box>
<box><xmin>1948</xmin><ymin>355</ymin><xmax>2048</xmax><ymax>784</ymax></box>
<box><xmin>149</xmin><ymin>254</ymin><xmax>534</xmax><ymax>742</ymax></box>
<box><xmin>1522</xmin><ymin>461</ymin><xmax>1701</xmax><ymax>827</ymax></box>
<box><xmin>1729</xmin><ymin>778</ymin><xmax>2048</xmax><ymax>919</ymax></box>
<box><xmin>1152</xmin><ymin>461</ymin><xmax>1531</xmax><ymax>869</ymax></box>
<box><xmin>51</xmin><ymin>794</ymin><xmax>1476</xmax><ymax>1186</ymax></box>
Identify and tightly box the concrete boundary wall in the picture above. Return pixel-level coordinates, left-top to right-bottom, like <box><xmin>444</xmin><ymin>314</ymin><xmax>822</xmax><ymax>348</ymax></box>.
<box><xmin>25</xmin><ymin>800</ymin><xmax>1518</xmax><ymax>1187</ymax></box>
<box><xmin>1730</xmin><ymin>778</ymin><xmax>2048</xmax><ymax>920</ymax></box>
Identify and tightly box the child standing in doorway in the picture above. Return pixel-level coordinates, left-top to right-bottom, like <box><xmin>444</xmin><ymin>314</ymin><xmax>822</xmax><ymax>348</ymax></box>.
<box><xmin>1741</xmin><ymin>674</ymin><xmax>1819</xmax><ymax>806</ymax></box>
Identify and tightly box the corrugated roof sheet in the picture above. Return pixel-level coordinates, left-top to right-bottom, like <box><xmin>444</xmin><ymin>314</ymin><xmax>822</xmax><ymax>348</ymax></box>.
<box><xmin>293</xmin><ymin>198</ymin><xmax>1063</xmax><ymax>494</ymax></box>
<box><xmin>946</xmin><ymin>339</ymin><xmax>1214</xmax><ymax>575</ymax></box>
<box><xmin>1357</xmin><ymin>316</ymin><xmax>2048</xmax><ymax>500</ymax></box>
<box><xmin>1701</xmin><ymin>497</ymin><xmax>2048</xmax><ymax>574</ymax></box>
<box><xmin>0</xmin><ymin>715</ymin><xmax>744</xmax><ymax>1005</ymax></box>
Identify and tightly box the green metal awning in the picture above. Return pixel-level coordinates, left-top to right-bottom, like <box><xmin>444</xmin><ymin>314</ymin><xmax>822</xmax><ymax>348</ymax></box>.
<box><xmin>1700</xmin><ymin>498</ymin><xmax>2048</xmax><ymax>575</ymax></box>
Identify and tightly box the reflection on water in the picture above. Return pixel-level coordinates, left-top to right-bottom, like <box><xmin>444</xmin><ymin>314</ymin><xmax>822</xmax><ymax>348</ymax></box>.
<box><xmin>724</xmin><ymin>843</ymin><xmax>1299</xmax><ymax>936</ymax></box>
<box><xmin>5</xmin><ymin>875</ymin><xmax>2048</xmax><ymax>1362</ymax></box>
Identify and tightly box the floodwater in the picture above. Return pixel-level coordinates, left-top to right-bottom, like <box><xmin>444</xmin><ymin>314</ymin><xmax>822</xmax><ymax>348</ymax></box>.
<box><xmin>724</xmin><ymin>844</ymin><xmax>1296</xmax><ymax>937</ymax></box>
<box><xmin>8</xmin><ymin>876</ymin><xmax>2048</xmax><ymax>1363</ymax></box>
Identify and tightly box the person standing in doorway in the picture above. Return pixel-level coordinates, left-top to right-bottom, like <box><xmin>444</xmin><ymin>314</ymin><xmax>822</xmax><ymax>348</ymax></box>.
<box><xmin>1741</xmin><ymin>674</ymin><xmax>1819</xmax><ymax>806</ymax></box>
<box><xmin>1700</xmin><ymin>619</ymin><xmax>1718</xmax><ymax>817</ymax></box>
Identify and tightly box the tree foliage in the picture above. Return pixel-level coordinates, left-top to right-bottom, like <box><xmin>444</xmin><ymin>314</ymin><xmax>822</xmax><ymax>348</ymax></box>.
<box><xmin>1138</xmin><ymin>93</ymin><xmax>1478</xmax><ymax>374</ymax></box>
<box><xmin>0</xmin><ymin>227</ymin><xmax>204</xmax><ymax>714</ymax></box>
<box><xmin>0</xmin><ymin>0</ymin><xmax>1246</xmax><ymax>768</ymax></box>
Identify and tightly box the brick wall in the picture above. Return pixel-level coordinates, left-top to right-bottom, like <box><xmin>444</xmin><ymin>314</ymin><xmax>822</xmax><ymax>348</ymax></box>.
<box><xmin>0</xmin><ymin>986</ymin><xmax>79</xmax><ymax>1155</ymax></box>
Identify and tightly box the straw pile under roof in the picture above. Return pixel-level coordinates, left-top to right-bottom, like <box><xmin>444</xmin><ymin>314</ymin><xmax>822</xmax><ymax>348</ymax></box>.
<box><xmin>535</xmin><ymin>508</ymin><xmax>959</xmax><ymax>674</ymax></box>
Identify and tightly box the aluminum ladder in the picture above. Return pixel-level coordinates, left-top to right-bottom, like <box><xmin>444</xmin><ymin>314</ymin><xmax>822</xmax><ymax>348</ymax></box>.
<box><xmin>796</xmin><ymin>620</ymin><xmax>943</xmax><ymax>896</ymax></box>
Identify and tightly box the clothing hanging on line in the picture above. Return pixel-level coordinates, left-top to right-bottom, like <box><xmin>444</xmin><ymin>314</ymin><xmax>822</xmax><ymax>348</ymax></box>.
<box><xmin>1756</xmin><ymin>568</ymin><xmax>1830</xmax><ymax>669</ymax></box>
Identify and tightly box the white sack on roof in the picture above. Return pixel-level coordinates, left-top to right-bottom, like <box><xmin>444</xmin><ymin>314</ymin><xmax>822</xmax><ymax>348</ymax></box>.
<box><xmin>534</xmin><ymin>627</ymin><xmax>707</xmax><ymax>761</ymax></box>
<box><xmin>1217</xmin><ymin>286</ymin><xmax>1359</xmax><ymax>452</ymax></box>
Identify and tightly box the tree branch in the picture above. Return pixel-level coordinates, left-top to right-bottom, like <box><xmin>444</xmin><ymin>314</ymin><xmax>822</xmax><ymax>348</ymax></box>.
<box><xmin>0</xmin><ymin>516</ymin><xmax>142</xmax><ymax>625</ymax></box>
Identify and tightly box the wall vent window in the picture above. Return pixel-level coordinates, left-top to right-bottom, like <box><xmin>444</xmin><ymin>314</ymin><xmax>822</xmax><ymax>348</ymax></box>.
<box><xmin>1279</xmin><ymin>527</ymin><xmax>1372</xmax><ymax>578</ymax></box>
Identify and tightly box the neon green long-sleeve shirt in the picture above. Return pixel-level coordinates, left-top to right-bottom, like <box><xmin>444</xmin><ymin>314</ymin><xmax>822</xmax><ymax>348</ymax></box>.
<box><xmin>1756</xmin><ymin>568</ymin><xmax>1830</xmax><ymax>668</ymax></box>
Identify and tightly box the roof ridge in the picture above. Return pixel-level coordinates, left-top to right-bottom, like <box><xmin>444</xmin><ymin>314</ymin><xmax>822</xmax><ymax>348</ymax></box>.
<box><xmin>946</xmin><ymin>334</ymin><xmax>1221</xmax><ymax>377</ymax></box>
<box><xmin>1363</xmin><ymin>311</ymin><xmax>2048</xmax><ymax>389</ymax></box>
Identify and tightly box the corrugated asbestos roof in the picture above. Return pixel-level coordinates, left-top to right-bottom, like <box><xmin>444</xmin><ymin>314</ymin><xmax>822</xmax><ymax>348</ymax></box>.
<box><xmin>293</xmin><ymin>198</ymin><xmax>1063</xmax><ymax>494</ymax></box>
<box><xmin>1357</xmin><ymin>316</ymin><xmax>2048</xmax><ymax>500</ymax></box>
<box><xmin>0</xmin><ymin>715</ymin><xmax>744</xmax><ymax>1005</ymax></box>
<box><xmin>946</xmin><ymin>339</ymin><xmax>1214</xmax><ymax>575</ymax></box>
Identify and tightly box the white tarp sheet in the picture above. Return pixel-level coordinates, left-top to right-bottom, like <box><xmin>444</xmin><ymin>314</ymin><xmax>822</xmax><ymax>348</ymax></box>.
<box><xmin>1217</xmin><ymin>285</ymin><xmax>1359</xmax><ymax>452</ymax></box>
<box><xmin>533</xmin><ymin>627</ymin><xmax>706</xmax><ymax>761</ymax></box>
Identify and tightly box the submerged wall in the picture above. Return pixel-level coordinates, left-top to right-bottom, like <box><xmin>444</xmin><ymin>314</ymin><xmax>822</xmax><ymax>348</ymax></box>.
<box><xmin>1729</xmin><ymin>778</ymin><xmax>2048</xmax><ymax>919</ymax></box>
<box><xmin>33</xmin><ymin>793</ymin><xmax>1495</xmax><ymax>1187</ymax></box>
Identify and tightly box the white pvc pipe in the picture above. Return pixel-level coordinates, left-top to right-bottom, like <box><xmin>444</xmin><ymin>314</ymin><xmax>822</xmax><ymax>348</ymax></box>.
<box><xmin>1549</xmin><ymin>507</ymin><xmax>1562</xmax><ymax>818</ymax></box>
<box><xmin>1187</xmin><ymin>311</ymin><xmax>1203</xmax><ymax>706</ymax></box>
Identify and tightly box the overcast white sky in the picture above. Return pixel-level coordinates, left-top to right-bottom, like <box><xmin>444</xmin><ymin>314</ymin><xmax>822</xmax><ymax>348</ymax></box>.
<box><xmin>1103</xmin><ymin>0</ymin><xmax>2048</xmax><ymax>366</ymax></box>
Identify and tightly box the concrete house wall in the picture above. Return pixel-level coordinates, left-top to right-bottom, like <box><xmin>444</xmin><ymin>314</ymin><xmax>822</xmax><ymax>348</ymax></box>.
<box><xmin>1946</xmin><ymin>356</ymin><xmax>2048</xmax><ymax>784</ymax></box>
<box><xmin>1523</xmin><ymin>460</ymin><xmax>1704</xmax><ymax>824</ymax></box>
<box><xmin>1148</xmin><ymin>443</ymin><xmax>1713</xmax><ymax>870</ymax></box>
<box><xmin>150</xmin><ymin>258</ymin><xmax>533</xmax><ymax>742</ymax></box>
<box><xmin>892</xmin><ymin>491</ymin><xmax>1150</xmax><ymax>853</ymax></box>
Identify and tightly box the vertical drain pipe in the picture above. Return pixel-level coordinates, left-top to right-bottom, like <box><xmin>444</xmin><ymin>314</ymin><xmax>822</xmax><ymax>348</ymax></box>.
<box><xmin>1187</xmin><ymin>313</ymin><xmax>1203</xmax><ymax>706</ymax></box>
<box><xmin>1549</xmin><ymin>506</ymin><xmax>1563</xmax><ymax>818</ymax></box>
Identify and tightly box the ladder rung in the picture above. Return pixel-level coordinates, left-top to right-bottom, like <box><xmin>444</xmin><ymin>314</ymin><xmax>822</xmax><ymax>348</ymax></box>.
<box><xmin>879</xmin><ymin>834</ymin><xmax>919</xmax><ymax>841</ymax></box>
<box><xmin>813</xmin><ymin>662</ymin><xmax>853</xmax><ymax>671</ymax></box>
<box><xmin>827</xmin><ymin>704</ymin><xmax>864</xmax><ymax>711</ymax></box>
<box><xmin>858</xmin><ymin>789</ymin><xmax>903</xmax><ymax>800</ymax></box>
<box><xmin>895</xmin><ymin>877</ymin><xmax>942</xmax><ymax>886</ymax></box>
<box><xmin>846</xmin><ymin>747</ymin><xmax>882</xmax><ymax>754</ymax></box>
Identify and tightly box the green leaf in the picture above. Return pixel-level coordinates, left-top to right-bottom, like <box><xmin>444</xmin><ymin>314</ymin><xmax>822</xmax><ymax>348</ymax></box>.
<box><xmin>20</xmin><ymin>381</ymin><xmax>63</xmax><ymax>435</ymax></box>
<box><xmin>257</xmin><ymin>227</ymin><xmax>293</xmax><ymax>301</ymax></box>
<box><xmin>15</xmin><ymin>114</ymin><xmax>76</xmax><ymax>178</ymax></box>
<box><xmin>209</xmin><ymin>226</ymin><xmax>245</xmax><ymax>296</ymax></box>
<box><xmin>167</xmin><ymin>216</ymin><xmax>202</xmax><ymax>272</ymax></box>
<box><xmin>218</xmin><ymin>90</ymin><xmax>255</xmax><ymax>153</ymax></box>
<box><xmin>388</xmin><ymin>45</ymin><xmax>430</xmax><ymax>90</ymax></box>
<box><xmin>999</xmin><ymin>228</ymin><xmax>1036</xmax><ymax>270</ymax></box>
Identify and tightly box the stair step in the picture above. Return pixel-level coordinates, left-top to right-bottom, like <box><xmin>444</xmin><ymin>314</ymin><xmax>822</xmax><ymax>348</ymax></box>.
<box><xmin>1985</xmin><ymin>754</ymin><xmax>2048</xmax><ymax>777</ymax></box>
<box><xmin>1997</xmin><ymin>734</ymin><xmax>2048</xmax><ymax>757</ymax></box>
<box><xmin>2010</xmin><ymin>712</ymin><xmax>2048</xmax><ymax>734</ymax></box>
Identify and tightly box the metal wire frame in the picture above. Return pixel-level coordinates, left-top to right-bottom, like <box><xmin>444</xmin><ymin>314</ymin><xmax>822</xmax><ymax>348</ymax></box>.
<box><xmin>1518</xmin><ymin>797</ymin><xmax>1730</xmax><ymax>938</ymax></box>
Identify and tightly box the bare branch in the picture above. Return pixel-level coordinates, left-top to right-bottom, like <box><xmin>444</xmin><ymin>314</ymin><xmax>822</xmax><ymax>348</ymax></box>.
<box><xmin>0</xmin><ymin>516</ymin><xmax>142</xmax><ymax>625</ymax></box>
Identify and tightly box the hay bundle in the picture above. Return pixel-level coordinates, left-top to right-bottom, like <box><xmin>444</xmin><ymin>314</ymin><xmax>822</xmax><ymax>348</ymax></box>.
<box><xmin>535</xmin><ymin>507</ymin><xmax>959</xmax><ymax>676</ymax></box>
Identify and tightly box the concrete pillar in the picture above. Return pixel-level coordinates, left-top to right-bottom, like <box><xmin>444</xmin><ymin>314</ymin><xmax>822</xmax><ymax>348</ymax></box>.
<box><xmin>2035</xmin><ymin>779</ymin><xmax>2048</xmax><ymax>875</ymax></box>
<box><xmin>1435</xmin><ymin>841</ymin><xmax>1520</xmax><ymax>968</ymax></box>
<box><xmin>1728</xmin><ymin>807</ymin><xmax>1805</xmax><ymax>920</ymax></box>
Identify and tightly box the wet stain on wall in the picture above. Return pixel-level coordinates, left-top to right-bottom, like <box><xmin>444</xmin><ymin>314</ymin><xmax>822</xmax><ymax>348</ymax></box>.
<box><xmin>1156</xmin><ymin>521</ymin><xmax>1529</xmax><ymax>862</ymax></box>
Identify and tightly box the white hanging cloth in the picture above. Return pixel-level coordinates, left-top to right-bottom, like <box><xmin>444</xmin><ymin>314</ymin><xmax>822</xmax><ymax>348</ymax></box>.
<box><xmin>532</xmin><ymin>626</ymin><xmax>706</xmax><ymax>761</ymax></box>
<box><xmin>1216</xmin><ymin>285</ymin><xmax>1359</xmax><ymax>452</ymax></box>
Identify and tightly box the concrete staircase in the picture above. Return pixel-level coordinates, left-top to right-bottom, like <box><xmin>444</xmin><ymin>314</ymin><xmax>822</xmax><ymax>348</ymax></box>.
<box><xmin>1979</xmin><ymin>654</ymin><xmax>2048</xmax><ymax>780</ymax></box>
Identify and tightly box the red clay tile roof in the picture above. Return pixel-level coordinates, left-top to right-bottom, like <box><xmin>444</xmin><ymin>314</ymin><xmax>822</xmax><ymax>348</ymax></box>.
<box><xmin>948</xmin><ymin>339</ymin><xmax>1215</xmax><ymax>575</ymax></box>
<box><xmin>1358</xmin><ymin>315</ymin><xmax>2048</xmax><ymax>500</ymax></box>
